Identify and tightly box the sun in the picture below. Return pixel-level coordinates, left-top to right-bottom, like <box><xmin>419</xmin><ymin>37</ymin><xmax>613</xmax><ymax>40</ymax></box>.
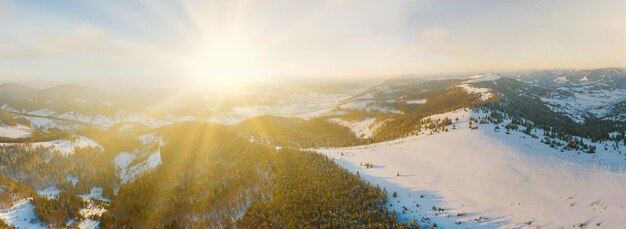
<box><xmin>187</xmin><ymin>38</ymin><xmax>264</xmax><ymax>86</ymax></box>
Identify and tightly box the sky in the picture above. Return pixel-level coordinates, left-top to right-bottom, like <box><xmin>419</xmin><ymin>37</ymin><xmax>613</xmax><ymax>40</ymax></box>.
<box><xmin>0</xmin><ymin>0</ymin><xmax>625</xmax><ymax>88</ymax></box>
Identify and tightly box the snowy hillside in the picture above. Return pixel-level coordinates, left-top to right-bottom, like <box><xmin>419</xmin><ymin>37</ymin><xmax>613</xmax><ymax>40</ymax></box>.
<box><xmin>114</xmin><ymin>134</ymin><xmax>164</xmax><ymax>184</ymax></box>
<box><xmin>538</xmin><ymin>87</ymin><xmax>626</xmax><ymax>123</ymax></box>
<box><xmin>513</xmin><ymin>68</ymin><xmax>626</xmax><ymax>123</ymax></box>
<box><xmin>0</xmin><ymin>136</ymin><xmax>102</xmax><ymax>155</ymax></box>
<box><xmin>0</xmin><ymin>125</ymin><xmax>31</xmax><ymax>138</ymax></box>
<box><xmin>317</xmin><ymin>109</ymin><xmax>626</xmax><ymax>228</ymax></box>
<box><xmin>456</xmin><ymin>74</ymin><xmax>500</xmax><ymax>101</ymax></box>
<box><xmin>327</xmin><ymin>117</ymin><xmax>385</xmax><ymax>139</ymax></box>
<box><xmin>0</xmin><ymin>199</ymin><xmax>43</xmax><ymax>228</ymax></box>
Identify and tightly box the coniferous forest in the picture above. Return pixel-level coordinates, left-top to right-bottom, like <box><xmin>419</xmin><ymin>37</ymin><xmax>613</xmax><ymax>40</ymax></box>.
<box><xmin>0</xmin><ymin>122</ymin><xmax>416</xmax><ymax>228</ymax></box>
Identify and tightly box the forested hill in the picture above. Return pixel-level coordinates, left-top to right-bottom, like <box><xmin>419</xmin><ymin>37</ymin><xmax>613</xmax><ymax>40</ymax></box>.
<box><xmin>0</xmin><ymin>121</ymin><xmax>416</xmax><ymax>228</ymax></box>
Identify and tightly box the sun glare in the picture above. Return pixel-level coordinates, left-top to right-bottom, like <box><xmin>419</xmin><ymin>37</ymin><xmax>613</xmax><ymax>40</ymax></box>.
<box><xmin>188</xmin><ymin>39</ymin><xmax>264</xmax><ymax>86</ymax></box>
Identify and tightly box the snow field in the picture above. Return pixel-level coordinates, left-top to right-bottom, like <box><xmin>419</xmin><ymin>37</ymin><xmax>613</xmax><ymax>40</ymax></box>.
<box><xmin>327</xmin><ymin>117</ymin><xmax>384</xmax><ymax>139</ymax></box>
<box><xmin>317</xmin><ymin>109</ymin><xmax>626</xmax><ymax>228</ymax></box>
<box><xmin>0</xmin><ymin>125</ymin><xmax>31</xmax><ymax>138</ymax></box>
<box><xmin>0</xmin><ymin>136</ymin><xmax>102</xmax><ymax>155</ymax></box>
<box><xmin>0</xmin><ymin>199</ymin><xmax>43</xmax><ymax>228</ymax></box>
<box><xmin>115</xmin><ymin>134</ymin><xmax>163</xmax><ymax>184</ymax></box>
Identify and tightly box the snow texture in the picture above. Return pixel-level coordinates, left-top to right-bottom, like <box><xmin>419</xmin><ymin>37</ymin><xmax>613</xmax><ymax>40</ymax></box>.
<box><xmin>538</xmin><ymin>86</ymin><xmax>626</xmax><ymax>123</ymax></box>
<box><xmin>0</xmin><ymin>125</ymin><xmax>31</xmax><ymax>138</ymax></box>
<box><xmin>456</xmin><ymin>84</ymin><xmax>494</xmax><ymax>101</ymax></box>
<box><xmin>339</xmin><ymin>100</ymin><xmax>402</xmax><ymax>114</ymax></box>
<box><xmin>406</xmin><ymin>99</ymin><xmax>428</xmax><ymax>104</ymax></box>
<box><xmin>28</xmin><ymin>109</ymin><xmax>56</xmax><ymax>116</ymax></box>
<box><xmin>76</xmin><ymin>187</ymin><xmax>109</xmax><ymax>229</ymax></box>
<box><xmin>116</xmin><ymin>134</ymin><xmax>164</xmax><ymax>184</ymax></box>
<box><xmin>79</xmin><ymin>187</ymin><xmax>109</xmax><ymax>203</ymax></box>
<box><xmin>36</xmin><ymin>187</ymin><xmax>60</xmax><ymax>199</ymax></box>
<box><xmin>0</xmin><ymin>136</ymin><xmax>102</xmax><ymax>156</ymax></box>
<box><xmin>0</xmin><ymin>199</ymin><xmax>44</xmax><ymax>229</ymax></box>
<box><xmin>327</xmin><ymin>117</ymin><xmax>384</xmax><ymax>139</ymax></box>
<box><xmin>29</xmin><ymin>136</ymin><xmax>101</xmax><ymax>155</ymax></box>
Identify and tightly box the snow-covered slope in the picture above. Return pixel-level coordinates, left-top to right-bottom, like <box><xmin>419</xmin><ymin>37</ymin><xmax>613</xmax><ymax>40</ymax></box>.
<box><xmin>317</xmin><ymin>109</ymin><xmax>626</xmax><ymax>228</ymax></box>
<box><xmin>538</xmin><ymin>86</ymin><xmax>626</xmax><ymax>123</ymax></box>
<box><xmin>0</xmin><ymin>199</ymin><xmax>43</xmax><ymax>228</ymax></box>
<box><xmin>327</xmin><ymin>117</ymin><xmax>385</xmax><ymax>139</ymax></box>
<box><xmin>338</xmin><ymin>99</ymin><xmax>402</xmax><ymax>114</ymax></box>
<box><xmin>77</xmin><ymin>187</ymin><xmax>109</xmax><ymax>229</ymax></box>
<box><xmin>115</xmin><ymin>134</ymin><xmax>164</xmax><ymax>184</ymax></box>
<box><xmin>406</xmin><ymin>99</ymin><xmax>427</xmax><ymax>104</ymax></box>
<box><xmin>0</xmin><ymin>125</ymin><xmax>31</xmax><ymax>138</ymax></box>
<box><xmin>0</xmin><ymin>136</ymin><xmax>102</xmax><ymax>155</ymax></box>
<box><xmin>117</xmin><ymin>150</ymin><xmax>161</xmax><ymax>184</ymax></box>
<box><xmin>1</xmin><ymin>188</ymin><xmax>109</xmax><ymax>229</ymax></box>
<box><xmin>456</xmin><ymin>84</ymin><xmax>494</xmax><ymax>101</ymax></box>
<box><xmin>455</xmin><ymin>74</ymin><xmax>500</xmax><ymax>101</ymax></box>
<box><xmin>514</xmin><ymin>68</ymin><xmax>626</xmax><ymax>123</ymax></box>
<box><xmin>36</xmin><ymin>187</ymin><xmax>60</xmax><ymax>199</ymax></box>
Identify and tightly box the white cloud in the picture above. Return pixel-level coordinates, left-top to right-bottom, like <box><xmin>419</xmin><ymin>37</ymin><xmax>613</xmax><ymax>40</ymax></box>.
<box><xmin>0</xmin><ymin>24</ymin><xmax>166</xmax><ymax>58</ymax></box>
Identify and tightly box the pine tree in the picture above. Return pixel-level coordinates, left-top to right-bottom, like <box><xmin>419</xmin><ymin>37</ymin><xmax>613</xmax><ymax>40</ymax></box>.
<box><xmin>410</xmin><ymin>217</ymin><xmax>418</xmax><ymax>227</ymax></box>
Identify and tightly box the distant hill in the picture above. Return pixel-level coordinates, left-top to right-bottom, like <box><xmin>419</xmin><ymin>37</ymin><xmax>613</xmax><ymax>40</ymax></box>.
<box><xmin>0</xmin><ymin>83</ymin><xmax>39</xmax><ymax>100</ymax></box>
<box><xmin>37</xmin><ymin>84</ymin><xmax>114</xmax><ymax>102</ymax></box>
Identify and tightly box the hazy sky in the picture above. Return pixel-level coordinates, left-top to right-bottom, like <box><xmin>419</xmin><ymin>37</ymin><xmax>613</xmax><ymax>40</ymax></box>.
<box><xmin>1</xmin><ymin>0</ymin><xmax>625</xmax><ymax>87</ymax></box>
